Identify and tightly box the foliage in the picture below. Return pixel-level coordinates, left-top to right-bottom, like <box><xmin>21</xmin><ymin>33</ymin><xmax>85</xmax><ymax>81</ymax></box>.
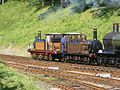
<box><xmin>0</xmin><ymin>63</ymin><xmax>38</xmax><ymax>90</ymax></box>
<box><xmin>0</xmin><ymin>0</ymin><xmax>120</xmax><ymax>48</ymax></box>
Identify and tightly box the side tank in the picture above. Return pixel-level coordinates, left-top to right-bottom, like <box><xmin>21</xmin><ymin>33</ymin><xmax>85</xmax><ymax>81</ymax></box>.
<box><xmin>33</xmin><ymin>31</ymin><xmax>45</xmax><ymax>50</ymax></box>
<box><xmin>103</xmin><ymin>23</ymin><xmax>120</xmax><ymax>51</ymax></box>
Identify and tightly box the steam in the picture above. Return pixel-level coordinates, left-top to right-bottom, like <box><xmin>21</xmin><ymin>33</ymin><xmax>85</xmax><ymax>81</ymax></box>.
<box><xmin>69</xmin><ymin>0</ymin><xmax>101</xmax><ymax>14</ymax></box>
<box><xmin>86</xmin><ymin>0</ymin><xmax>99</xmax><ymax>8</ymax></box>
<box><xmin>38</xmin><ymin>0</ymin><xmax>120</xmax><ymax>20</ymax></box>
<box><xmin>38</xmin><ymin>6</ymin><xmax>60</xmax><ymax>20</ymax></box>
<box><xmin>103</xmin><ymin>0</ymin><xmax>120</xmax><ymax>8</ymax></box>
<box><xmin>68</xmin><ymin>0</ymin><xmax>120</xmax><ymax>14</ymax></box>
<box><xmin>69</xmin><ymin>0</ymin><xmax>120</xmax><ymax>8</ymax></box>
<box><xmin>69</xmin><ymin>0</ymin><xmax>86</xmax><ymax>14</ymax></box>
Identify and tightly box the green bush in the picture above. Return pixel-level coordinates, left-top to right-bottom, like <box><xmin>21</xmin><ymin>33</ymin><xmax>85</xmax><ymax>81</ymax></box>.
<box><xmin>0</xmin><ymin>63</ymin><xmax>38</xmax><ymax>90</ymax></box>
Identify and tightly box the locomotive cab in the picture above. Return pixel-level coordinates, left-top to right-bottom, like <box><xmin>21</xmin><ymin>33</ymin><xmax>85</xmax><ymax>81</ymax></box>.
<box><xmin>64</xmin><ymin>33</ymin><xmax>82</xmax><ymax>53</ymax></box>
<box><xmin>46</xmin><ymin>33</ymin><xmax>63</xmax><ymax>52</ymax></box>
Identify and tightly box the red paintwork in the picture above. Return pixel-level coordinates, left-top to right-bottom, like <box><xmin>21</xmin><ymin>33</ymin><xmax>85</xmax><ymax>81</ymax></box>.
<box><xmin>27</xmin><ymin>49</ymin><xmax>55</xmax><ymax>55</ymax></box>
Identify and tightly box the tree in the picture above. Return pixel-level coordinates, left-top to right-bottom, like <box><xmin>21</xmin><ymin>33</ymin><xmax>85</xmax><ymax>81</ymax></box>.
<box><xmin>0</xmin><ymin>0</ymin><xmax>6</xmax><ymax>4</ymax></box>
<box><xmin>2</xmin><ymin>0</ymin><xmax>4</xmax><ymax>4</ymax></box>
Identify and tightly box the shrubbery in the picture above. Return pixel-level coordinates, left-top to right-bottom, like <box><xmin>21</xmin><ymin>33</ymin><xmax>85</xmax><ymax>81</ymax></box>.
<box><xmin>0</xmin><ymin>0</ymin><xmax>119</xmax><ymax>47</ymax></box>
<box><xmin>69</xmin><ymin>0</ymin><xmax>120</xmax><ymax>13</ymax></box>
<box><xmin>0</xmin><ymin>63</ymin><xmax>38</xmax><ymax>90</ymax></box>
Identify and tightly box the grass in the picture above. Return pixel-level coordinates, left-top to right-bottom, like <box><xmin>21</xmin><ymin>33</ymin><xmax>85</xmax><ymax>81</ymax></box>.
<box><xmin>0</xmin><ymin>62</ymin><xmax>39</xmax><ymax>90</ymax></box>
<box><xmin>0</xmin><ymin>1</ymin><xmax>120</xmax><ymax>48</ymax></box>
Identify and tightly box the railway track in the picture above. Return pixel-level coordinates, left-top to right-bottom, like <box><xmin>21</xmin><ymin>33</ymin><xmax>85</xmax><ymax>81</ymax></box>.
<box><xmin>0</xmin><ymin>54</ymin><xmax>120</xmax><ymax>90</ymax></box>
<box><xmin>0</xmin><ymin>54</ymin><xmax>120</xmax><ymax>78</ymax></box>
<box><xmin>6</xmin><ymin>62</ymin><xmax>105</xmax><ymax>90</ymax></box>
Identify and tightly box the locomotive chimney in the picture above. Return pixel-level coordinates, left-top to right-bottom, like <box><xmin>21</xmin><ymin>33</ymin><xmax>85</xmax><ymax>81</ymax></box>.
<box><xmin>93</xmin><ymin>28</ymin><xmax>97</xmax><ymax>40</ymax></box>
<box><xmin>113</xmin><ymin>23</ymin><xmax>119</xmax><ymax>32</ymax></box>
<box><xmin>38</xmin><ymin>31</ymin><xmax>41</xmax><ymax>39</ymax></box>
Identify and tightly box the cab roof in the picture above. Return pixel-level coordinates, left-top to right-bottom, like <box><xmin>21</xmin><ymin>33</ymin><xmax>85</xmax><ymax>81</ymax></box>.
<box><xmin>46</xmin><ymin>33</ymin><xmax>62</xmax><ymax>35</ymax></box>
<box><xmin>65</xmin><ymin>32</ymin><xmax>80</xmax><ymax>35</ymax></box>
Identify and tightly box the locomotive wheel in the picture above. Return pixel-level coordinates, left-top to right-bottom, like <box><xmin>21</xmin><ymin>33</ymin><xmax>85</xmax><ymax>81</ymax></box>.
<box><xmin>36</xmin><ymin>54</ymin><xmax>40</xmax><ymax>60</ymax></box>
<box><xmin>102</xmin><ymin>58</ymin><xmax>108</xmax><ymax>67</ymax></box>
<box><xmin>63</xmin><ymin>56</ymin><xmax>66</xmax><ymax>61</ymax></box>
<box><xmin>36</xmin><ymin>54</ymin><xmax>42</xmax><ymax>60</ymax></box>
<box><xmin>94</xmin><ymin>58</ymin><xmax>99</xmax><ymax>65</ymax></box>
<box><xmin>92</xmin><ymin>58</ymin><xmax>102</xmax><ymax>66</ymax></box>
<box><xmin>59</xmin><ymin>58</ymin><xmax>62</xmax><ymax>62</ymax></box>
<box><xmin>96</xmin><ymin>57</ymin><xmax>102</xmax><ymax>66</ymax></box>
<box><xmin>64</xmin><ymin>55</ymin><xmax>69</xmax><ymax>63</ymax></box>
<box><xmin>115</xmin><ymin>59</ymin><xmax>120</xmax><ymax>68</ymax></box>
<box><xmin>86</xmin><ymin>57</ymin><xmax>90</xmax><ymax>65</ymax></box>
<box><xmin>31</xmin><ymin>53</ymin><xmax>37</xmax><ymax>60</ymax></box>
<box><xmin>39</xmin><ymin>54</ymin><xmax>42</xmax><ymax>60</ymax></box>
<box><xmin>45</xmin><ymin>55</ymin><xmax>49</xmax><ymax>60</ymax></box>
<box><xmin>96</xmin><ymin>59</ymin><xmax>100</xmax><ymax>66</ymax></box>
<box><xmin>63</xmin><ymin>56</ymin><xmax>67</xmax><ymax>62</ymax></box>
<box><xmin>84</xmin><ymin>57</ymin><xmax>88</xmax><ymax>64</ymax></box>
<box><xmin>88</xmin><ymin>58</ymin><xmax>93</xmax><ymax>65</ymax></box>
<box><xmin>48</xmin><ymin>54</ymin><xmax>53</xmax><ymax>61</ymax></box>
<box><xmin>116</xmin><ymin>64</ymin><xmax>120</xmax><ymax>68</ymax></box>
<box><xmin>89</xmin><ymin>58</ymin><xmax>97</xmax><ymax>65</ymax></box>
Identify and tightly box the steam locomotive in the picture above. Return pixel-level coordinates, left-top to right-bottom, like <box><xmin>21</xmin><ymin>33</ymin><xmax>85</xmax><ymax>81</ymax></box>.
<box><xmin>28</xmin><ymin>23</ymin><xmax>120</xmax><ymax>67</ymax></box>
<box><xmin>97</xmin><ymin>23</ymin><xmax>120</xmax><ymax>67</ymax></box>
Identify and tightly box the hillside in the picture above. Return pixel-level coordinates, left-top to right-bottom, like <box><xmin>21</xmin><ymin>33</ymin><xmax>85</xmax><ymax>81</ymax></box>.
<box><xmin>0</xmin><ymin>0</ymin><xmax>120</xmax><ymax>48</ymax></box>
